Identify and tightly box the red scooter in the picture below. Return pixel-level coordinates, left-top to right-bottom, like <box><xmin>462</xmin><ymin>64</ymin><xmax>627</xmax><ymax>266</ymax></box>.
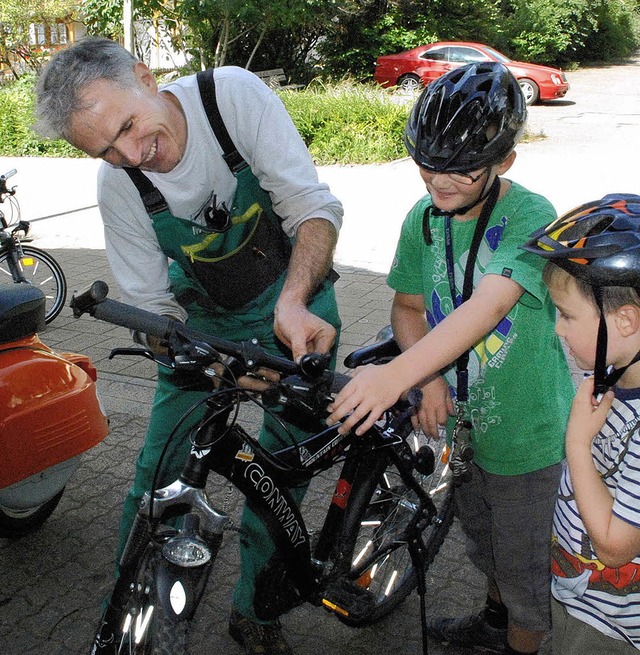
<box><xmin>0</xmin><ymin>284</ymin><xmax>109</xmax><ymax>537</ymax></box>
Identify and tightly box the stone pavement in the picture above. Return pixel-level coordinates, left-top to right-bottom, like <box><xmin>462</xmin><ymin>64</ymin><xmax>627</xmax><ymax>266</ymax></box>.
<box><xmin>0</xmin><ymin>247</ymin><xmax>499</xmax><ymax>655</ymax></box>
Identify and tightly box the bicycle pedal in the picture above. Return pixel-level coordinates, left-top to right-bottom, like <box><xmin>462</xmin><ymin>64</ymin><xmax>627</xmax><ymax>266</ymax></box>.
<box><xmin>321</xmin><ymin>579</ymin><xmax>374</xmax><ymax>621</ymax></box>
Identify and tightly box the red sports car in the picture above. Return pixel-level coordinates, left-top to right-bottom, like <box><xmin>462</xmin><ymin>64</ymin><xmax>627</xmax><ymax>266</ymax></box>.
<box><xmin>374</xmin><ymin>41</ymin><xmax>569</xmax><ymax>105</ymax></box>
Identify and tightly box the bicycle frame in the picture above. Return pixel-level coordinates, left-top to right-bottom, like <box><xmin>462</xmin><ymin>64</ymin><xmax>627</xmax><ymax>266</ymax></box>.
<box><xmin>114</xmin><ymin>375</ymin><xmax>432</xmax><ymax>628</ymax></box>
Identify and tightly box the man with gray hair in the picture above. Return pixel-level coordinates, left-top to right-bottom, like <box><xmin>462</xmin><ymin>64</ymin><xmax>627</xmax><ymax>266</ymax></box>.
<box><xmin>36</xmin><ymin>36</ymin><xmax>343</xmax><ymax>655</ymax></box>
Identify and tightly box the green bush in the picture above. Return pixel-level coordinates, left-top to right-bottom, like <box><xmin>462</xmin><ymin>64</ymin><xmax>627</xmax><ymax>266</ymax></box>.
<box><xmin>279</xmin><ymin>80</ymin><xmax>411</xmax><ymax>165</ymax></box>
<box><xmin>0</xmin><ymin>75</ymin><xmax>83</xmax><ymax>158</ymax></box>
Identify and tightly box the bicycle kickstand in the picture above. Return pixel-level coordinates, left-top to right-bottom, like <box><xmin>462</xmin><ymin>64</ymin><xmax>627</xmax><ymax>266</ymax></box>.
<box><xmin>408</xmin><ymin>535</ymin><xmax>429</xmax><ymax>655</ymax></box>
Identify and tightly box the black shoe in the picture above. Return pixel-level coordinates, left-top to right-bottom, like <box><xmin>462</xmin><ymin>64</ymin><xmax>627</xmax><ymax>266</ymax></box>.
<box><xmin>426</xmin><ymin>611</ymin><xmax>509</xmax><ymax>654</ymax></box>
<box><xmin>228</xmin><ymin>609</ymin><xmax>293</xmax><ymax>655</ymax></box>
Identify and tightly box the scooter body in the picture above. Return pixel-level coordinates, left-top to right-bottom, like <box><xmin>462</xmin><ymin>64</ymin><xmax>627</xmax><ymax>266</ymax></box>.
<box><xmin>0</xmin><ymin>285</ymin><xmax>109</xmax><ymax>537</ymax></box>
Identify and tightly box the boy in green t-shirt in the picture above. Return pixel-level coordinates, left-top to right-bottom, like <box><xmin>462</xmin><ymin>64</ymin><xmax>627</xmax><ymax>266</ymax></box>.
<box><xmin>328</xmin><ymin>62</ymin><xmax>574</xmax><ymax>654</ymax></box>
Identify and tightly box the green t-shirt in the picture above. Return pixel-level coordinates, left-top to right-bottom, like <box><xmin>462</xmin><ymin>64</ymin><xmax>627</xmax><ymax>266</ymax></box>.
<box><xmin>387</xmin><ymin>181</ymin><xmax>574</xmax><ymax>475</ymax></box>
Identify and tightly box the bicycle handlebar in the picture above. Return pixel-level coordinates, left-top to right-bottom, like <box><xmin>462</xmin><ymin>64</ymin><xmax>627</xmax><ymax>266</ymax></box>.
<box><xmin>71</xmin><ymin>281</ymin><xmax>350</xmax><ymax>392</ymax></box>
<box><xmin>0</xmin><ymin>169</ymin><xmax>17</xmax><ymax>195</ymax></box>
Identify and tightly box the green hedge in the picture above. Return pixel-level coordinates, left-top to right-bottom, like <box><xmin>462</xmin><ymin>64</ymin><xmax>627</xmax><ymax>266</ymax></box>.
<box><xmin>0</xmin><ymin>74</ymin><xmax>83</xmax><ymax>157</ymax></box>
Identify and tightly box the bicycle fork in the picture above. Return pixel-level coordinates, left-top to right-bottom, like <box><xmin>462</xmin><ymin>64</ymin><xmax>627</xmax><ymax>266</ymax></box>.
<box><xmin>131</xmin><ymin>479</ymin><xmax>228</xmax><ymax>621</ymax></box>
<box><xmin>0</xmin><ymin>233</ymin><xmax>27</xmax><ymax>284</ymax></box>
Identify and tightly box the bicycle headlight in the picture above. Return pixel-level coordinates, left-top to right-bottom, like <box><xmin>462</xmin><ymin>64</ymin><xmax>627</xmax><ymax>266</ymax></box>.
<box><xmin>162</xmin><ymin>534</ymin><xmax>212</xmax><ymax>567</ymax></box>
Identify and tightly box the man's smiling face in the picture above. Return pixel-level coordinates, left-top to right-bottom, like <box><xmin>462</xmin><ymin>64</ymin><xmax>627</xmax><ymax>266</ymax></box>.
<box><xmin>67</xmin><ymin>65</ymin><xmax>187</xmax><ymax>174</ymax></box>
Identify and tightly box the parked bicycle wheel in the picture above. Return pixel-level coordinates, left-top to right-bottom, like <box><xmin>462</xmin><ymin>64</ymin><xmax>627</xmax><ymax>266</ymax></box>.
<box><xmin>93</xmin><ymin>548</ymin><xmax>188</xmax><ymax>655</ymax></box>
<box><xmin>0</xmin><ymin>246</ymin><xmax>67</xmax><ymax>323</ymax></box>
<box><xmin>338</xmin><ymin>433</ymin><xmax>454</xmax><ymax>626</ymax></box>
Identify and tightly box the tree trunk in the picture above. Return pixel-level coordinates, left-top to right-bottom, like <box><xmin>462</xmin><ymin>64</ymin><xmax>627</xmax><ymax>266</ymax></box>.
<box><xmin>245</xmin><ymin>21</ymin><xmax>269</xmax><ymax>70</ymax></box>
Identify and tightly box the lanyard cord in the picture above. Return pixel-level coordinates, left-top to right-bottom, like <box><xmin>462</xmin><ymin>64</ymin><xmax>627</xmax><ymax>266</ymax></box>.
<box><xmin>443</xmin><ymin>176</ymin><xmax>501</xmax><ymax>403</ymax></box>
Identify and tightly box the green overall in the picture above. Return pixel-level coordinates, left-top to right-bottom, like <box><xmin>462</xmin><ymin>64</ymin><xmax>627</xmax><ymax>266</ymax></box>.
<box><xmin>117</xmin><ymin>164</ymin><xmax>341</xmax><ymax>623</ymax></box>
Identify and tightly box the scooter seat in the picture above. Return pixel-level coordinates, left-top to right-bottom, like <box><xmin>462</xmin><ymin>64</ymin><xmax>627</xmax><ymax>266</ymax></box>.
<box><xmin>0</xmin><ymin>285</ymin><xmax>46</xmax><ymax>342</ymax></box>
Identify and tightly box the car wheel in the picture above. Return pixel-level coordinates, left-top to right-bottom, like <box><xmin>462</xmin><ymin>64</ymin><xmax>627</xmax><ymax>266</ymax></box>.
<box><xmin>397</xmin><ymin>74</ymin><xmax>422</xmax><ymax>93</ymax></box>
<box><xmin>518</xmin><ymin>78</ymin><xmax>539</xmax><ymax>105</ymax></box>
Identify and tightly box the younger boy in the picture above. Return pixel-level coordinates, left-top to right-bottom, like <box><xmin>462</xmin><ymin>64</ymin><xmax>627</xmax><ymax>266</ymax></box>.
<box><xmin>523</xmin><ymin>194</ymin><xmax>640</xmax><ymax>653</ymax></box>
<box><xmin>328</xmin><ymin>63</ymin><xmax>574</xmax><ymax>654</ymax></box>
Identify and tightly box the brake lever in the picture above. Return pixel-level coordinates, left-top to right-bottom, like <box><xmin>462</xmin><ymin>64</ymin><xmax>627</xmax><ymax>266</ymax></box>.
<box><xmin>109</xmin><ymin>347</ymin><xmax>174</xmax><ymax>370</ymax></box>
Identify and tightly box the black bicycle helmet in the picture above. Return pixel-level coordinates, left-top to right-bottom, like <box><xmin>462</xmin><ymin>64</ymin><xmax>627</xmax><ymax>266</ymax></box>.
<box><xmin>404</xmin><ymin>61</ymin><xmax>527</xmax><ymax>172</ymax></box>
<box><xmin>522</xmin><ymin>194</ymin><xmax>640</xmax><ymax>287</ymax></box>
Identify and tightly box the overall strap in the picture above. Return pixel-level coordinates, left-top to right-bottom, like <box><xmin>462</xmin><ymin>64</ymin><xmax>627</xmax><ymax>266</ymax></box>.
<box><xmin>124</xmin><ymin>167</ymin><xmax>168</xmax><ymax>215</ymax></box>
<box><xmin>196</xmin><ymin>70</ymin><xmax>248</xmax><ymax>174</ymax></box>
<box><xmin>125</xmin><ymin>68</ymin><xmax>248</xmax><ymax>214</ymax></box>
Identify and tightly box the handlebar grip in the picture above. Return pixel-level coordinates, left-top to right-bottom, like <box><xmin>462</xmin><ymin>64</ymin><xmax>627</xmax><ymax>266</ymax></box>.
<box><xmin>93</xmin><ymin>298</ymin><xmax>174</xmax><ymax>339</ymax></box>
<box><xmin>71</xmin><ymin>281</ymin><xmax>173</xmax><ymax>339</ymax></box>
<box><xmin>0</xmin><ymin>169</ymin><xmax>16</xmax><ymax>181</ymax></box>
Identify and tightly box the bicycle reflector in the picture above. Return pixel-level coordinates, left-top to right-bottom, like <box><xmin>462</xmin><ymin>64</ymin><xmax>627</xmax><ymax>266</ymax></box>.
<box><xmin>20</xmin><ymin>257</ymin><xmax>35</xmax><ymax>266</ymax></box>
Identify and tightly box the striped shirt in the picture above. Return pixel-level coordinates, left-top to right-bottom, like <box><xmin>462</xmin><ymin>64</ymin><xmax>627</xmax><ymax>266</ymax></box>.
<box><xmin>552</xmin><ymin>387</ymin><xmax>640</xmax><ymax>649</ymax></box>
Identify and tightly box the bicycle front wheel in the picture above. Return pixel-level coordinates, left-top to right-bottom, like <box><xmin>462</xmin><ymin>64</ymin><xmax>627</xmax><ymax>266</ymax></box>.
<box><xmin>92</xmin><ymin>549</ymin><xmax>188</xmax><ymax>655</ymax></box>
<box><xmin>337</xmin><ymin>433</ymin><xmax>454</xmax><ymax>626</ymax></box>
<box><xmin>0</xmin><ymin>246</ymin><xmax>67</xmax><ymax>323</ymax></box>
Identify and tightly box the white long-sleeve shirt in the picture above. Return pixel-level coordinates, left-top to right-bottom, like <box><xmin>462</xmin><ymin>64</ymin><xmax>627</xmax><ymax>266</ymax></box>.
<box><xmin>97</xmin><ymin>66</ymin><xmax>343</xmax><ymax>321</ymax></box>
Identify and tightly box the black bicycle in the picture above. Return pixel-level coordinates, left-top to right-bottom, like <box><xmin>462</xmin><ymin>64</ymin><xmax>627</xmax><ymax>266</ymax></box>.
<box><xmin>72</xmin><ymin>281</ymin><xmax>455</xmax><ymax>655</ymax></box>
<box><xmin>0</xmin><ymin>169</ymin><xmax>67</xmax><ymax>323</ymax></box>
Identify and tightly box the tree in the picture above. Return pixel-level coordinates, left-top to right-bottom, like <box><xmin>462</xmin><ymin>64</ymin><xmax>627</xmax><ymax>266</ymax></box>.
<box><xmin>0</xmin><ymin>0</ymin><xmax>78</xmax><ymax>79</ymax></box>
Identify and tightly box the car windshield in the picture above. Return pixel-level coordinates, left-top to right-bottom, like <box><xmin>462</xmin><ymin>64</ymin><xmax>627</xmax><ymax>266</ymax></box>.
<box><xmin>482</xmin><ymin>46</ymin><xmax>511</xmax><ymax>63</ymax></box>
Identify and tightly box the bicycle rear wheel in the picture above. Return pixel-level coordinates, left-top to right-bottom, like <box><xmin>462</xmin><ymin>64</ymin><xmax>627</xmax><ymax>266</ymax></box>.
<box><xmin>0</xmin><ymin>246</ymin><xmax>67</xmax><ymax>323</ymax></box>
<box><xmin>92</xmin><ymin>548</ymin><xmax>188</xmax><ymax>655</ymax></box>
<box><xmin>337</xmin><ymin>433</ymin><xmax>454</xmax><ymax>626</ymax></box>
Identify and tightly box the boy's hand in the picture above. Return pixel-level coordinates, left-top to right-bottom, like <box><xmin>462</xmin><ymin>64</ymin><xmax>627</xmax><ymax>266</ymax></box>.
<box><xmin>566</xmin><ymin>376</ymin><xmax>615</xmax><ymax>450</ymax></box>
<box><xmin>327</xmin><ymin>364</ymin><xmax>404</xmax><ymax>435</ymax></box>
<box><xmin>415</xmin><ymin>376</ymin><xmax>455</xmax><ymax>438</ymax></box>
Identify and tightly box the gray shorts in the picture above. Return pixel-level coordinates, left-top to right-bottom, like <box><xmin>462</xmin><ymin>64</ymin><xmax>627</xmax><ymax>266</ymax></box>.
<box><xmin>551</xmin><ymin>599</ymin><xmax>637</xmax><ymax>654</ymax></box>
<box><xmin>454</xmin><ymin>462</ymin><xmax>562</xmax><ymax>632</ymax></box>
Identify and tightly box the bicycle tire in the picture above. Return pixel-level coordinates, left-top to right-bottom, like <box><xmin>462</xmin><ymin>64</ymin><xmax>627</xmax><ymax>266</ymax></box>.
<box><xmin>92</xmin><ymin>548</ymin><xmax>188</xmax><ymax>655</ymax></box>
<box><xmin>336</xmin><ymin>433</ymin><xmax>454</xmax><ymax>626</ymax></box>
<box><xmin>0</xmin><ymin>245</ymin><xmax>67</xmax><ymax>323</ymax></box>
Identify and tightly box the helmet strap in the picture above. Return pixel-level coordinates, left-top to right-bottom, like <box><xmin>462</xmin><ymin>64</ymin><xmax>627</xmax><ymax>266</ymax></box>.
<box><xmin>593</xmin><ymin>286</ymin><xmax>640</xmax><ymax>394</ymax></box>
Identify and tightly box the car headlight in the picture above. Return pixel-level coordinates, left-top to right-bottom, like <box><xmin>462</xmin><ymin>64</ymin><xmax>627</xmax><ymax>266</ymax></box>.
<box><xmin>551</xmin><ymin>74</ymin><xmax>562</xmax><ymax>85</ymax></box>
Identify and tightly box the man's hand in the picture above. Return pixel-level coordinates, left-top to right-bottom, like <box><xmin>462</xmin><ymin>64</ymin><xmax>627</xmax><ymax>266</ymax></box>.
<box><xmin>210</xmin><ymin>361</ymin><xmax>280</xmax><ymax>393</ymax></box>
<box><xmin>274</xmin><ymin>218</ymin><xmax>338</xmax><ymax>361</ymax></box>
<box><xmin>274</xmin><ymin>302</ymin><xmax>337</xmax><ymax>362</ymax></box>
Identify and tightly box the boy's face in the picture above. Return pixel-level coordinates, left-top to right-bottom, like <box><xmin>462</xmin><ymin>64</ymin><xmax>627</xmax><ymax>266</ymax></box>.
<box><xmin>417</xmin><ymin>152</ymin><xmax>516</xmax><ymax>218</ymax></box>
<box><xmin>548</xmin><ymin>274</ymin><xmax>601</xmax><ymax>371</ymax></box>
<box><xmin>418</xmin><ymin>166</ymin><xmax>490</xmax><ymax>215</ymax></box>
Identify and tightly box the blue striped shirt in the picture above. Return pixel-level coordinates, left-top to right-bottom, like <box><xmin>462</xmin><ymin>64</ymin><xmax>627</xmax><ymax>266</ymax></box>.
<box><xmin>552</xmin><ymin>387</ymin><xmax>640</xmax><ymax>649</ymax></box>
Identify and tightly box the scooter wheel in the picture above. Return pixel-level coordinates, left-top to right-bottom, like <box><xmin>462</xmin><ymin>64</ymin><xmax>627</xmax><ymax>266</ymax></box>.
<box><xmin>0</xmin><ymin>488</ymin><xmax>64</xmax><ymax>538</ymax></box>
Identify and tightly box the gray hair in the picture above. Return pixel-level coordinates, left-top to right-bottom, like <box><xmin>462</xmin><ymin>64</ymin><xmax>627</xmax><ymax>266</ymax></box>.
<box><xmin>35</xmin><ymin>37</ymin><xmax>139</xmax><ymax>140</ymax></box>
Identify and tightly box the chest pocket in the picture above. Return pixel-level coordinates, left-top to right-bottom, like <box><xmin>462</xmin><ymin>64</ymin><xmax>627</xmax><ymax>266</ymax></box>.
<box><xmin>124</xmin><ymin>69</ymin><xmax>292</xmax><ymax>311</ymax></box>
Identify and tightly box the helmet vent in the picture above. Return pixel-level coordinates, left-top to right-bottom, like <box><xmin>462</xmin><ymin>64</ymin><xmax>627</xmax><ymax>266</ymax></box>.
<box><xmin>561</xmin><ymin>215</ymin><xmax>613</xmax><ymax>243</ymax></box>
